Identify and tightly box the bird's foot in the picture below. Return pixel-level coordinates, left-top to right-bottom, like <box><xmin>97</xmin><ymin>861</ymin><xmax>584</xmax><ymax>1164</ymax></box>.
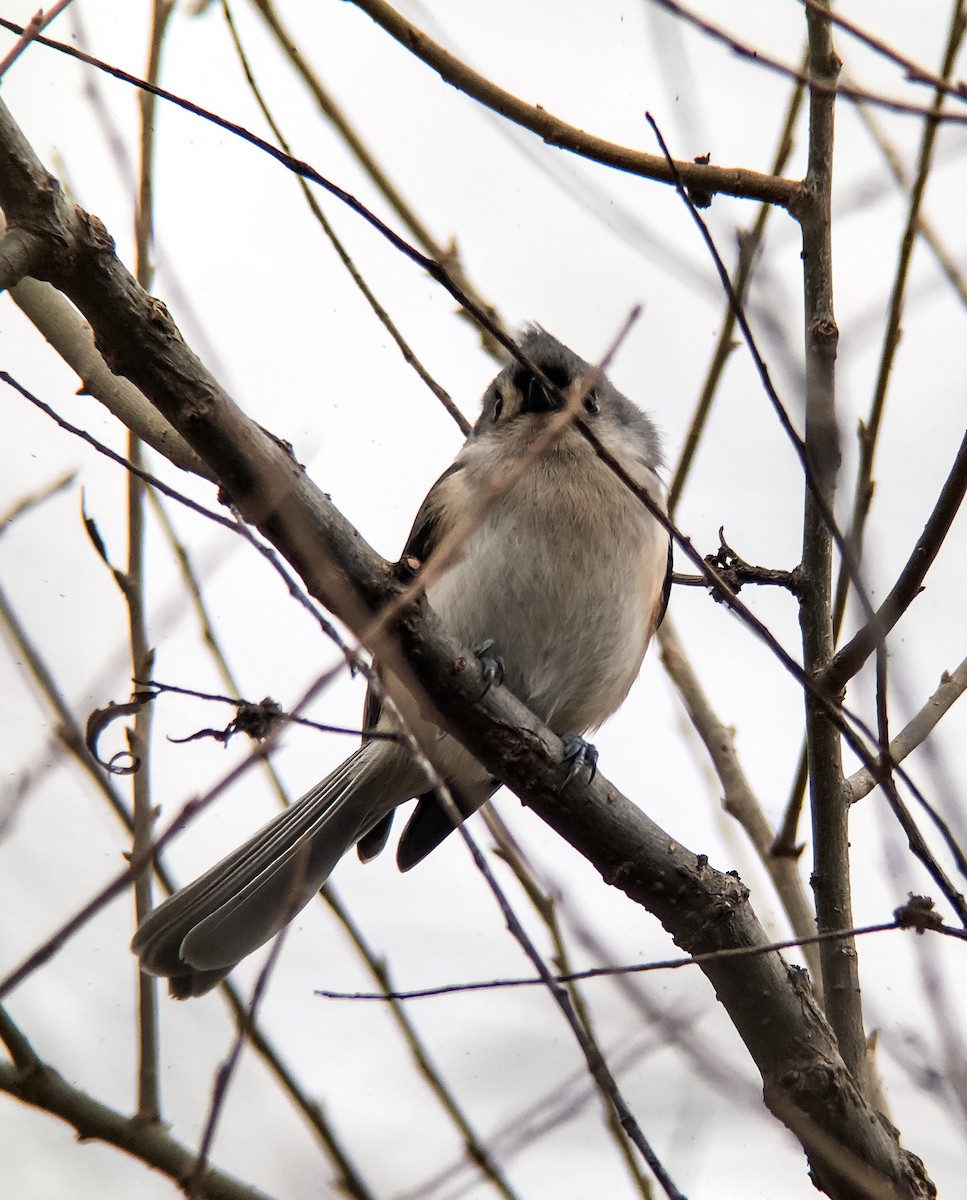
<box><xmin>559</xmin><ymin>733</ymin><xmax>599</xmax><ymax>789</ymax></box>
<box><xmin>474</xmin><ymin>639</ymin><xmax>505</xmax><ymax>698</ymax></box>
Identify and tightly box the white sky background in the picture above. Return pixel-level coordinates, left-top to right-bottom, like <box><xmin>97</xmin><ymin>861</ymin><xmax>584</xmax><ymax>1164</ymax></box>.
<box><xmin>1</xmin><ymin>2</ymin><xmax>966</xmax><ymax>1198</ymax></box>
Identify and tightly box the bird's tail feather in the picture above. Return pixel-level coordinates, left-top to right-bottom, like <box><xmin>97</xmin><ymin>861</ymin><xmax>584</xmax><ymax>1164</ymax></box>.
<box><xmin>132</xmin><ymin>743</ymin><xmax>420</xmax><ymax>997</ymax></box>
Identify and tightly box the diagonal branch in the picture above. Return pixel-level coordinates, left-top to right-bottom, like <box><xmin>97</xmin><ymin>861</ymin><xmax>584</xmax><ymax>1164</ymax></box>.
<box><xmin>0</xmin><ymin>1007</ymin><xmax>278</xmax><ymax>1200</ymax></box>
<box><xmin>826</xmin><ymin>431</ymin><xmax>967</xmax><ymax>692</ymax></box>
<box><xmin>658</xmin><ymin>617</ymin><xmax>822</xmax><ymax>986</ymax></box>
<box><xmin>341</xmin><ymin>1</ymin><xmax>799</xmax><ymax>206</ymax></box>
<box><xmin>846</xmin><ymin>659</ymin><xmax>967</xmax><ymax>804</ymax></box>
<box><xmin>649</xmin><ymin>0</ymin><xmax>967</xmax><ymax>124</ymax></box>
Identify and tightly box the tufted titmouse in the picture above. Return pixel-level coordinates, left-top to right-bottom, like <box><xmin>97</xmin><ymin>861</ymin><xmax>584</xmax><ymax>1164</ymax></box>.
<box><xmin>133</xmin><ymin>328</ymin><xmax>671</xmax><ymax>997</ymax></box>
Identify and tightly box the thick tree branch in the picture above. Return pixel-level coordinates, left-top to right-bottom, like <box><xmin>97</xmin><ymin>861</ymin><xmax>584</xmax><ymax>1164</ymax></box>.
<box><xmin>0</xmin><ymin>93</ymin><xmax>935</xmax><ymax>1199</ymax></box>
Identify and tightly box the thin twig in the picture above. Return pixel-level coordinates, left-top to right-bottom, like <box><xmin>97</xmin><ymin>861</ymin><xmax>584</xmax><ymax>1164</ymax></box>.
<box><xmin>832</xmin><ymin>2</ymin><xmax>967</xmax><ymax>653</ymax></box>
<box><xmin>667</xmin><ymin>57</ymin><xmax>807</xmax><ymax>516</ymax></box>
<box><xmin>221</xmin><ymin>0</ymin><xmax>471</xmax><ymax>433</ymax></box>
<box><xmin>0</xmin><ymin>557</ymin><xmax>379</xmax><ymax>1194</ymax></box>
<box><xmin>0</xmin><ymin>0</ymin><xmax>75</xmax><ymax>79</ymax></box>
<box><xmin>126</xmin><ymin>0</ymin><xmax>174</xmax><ymax>1127</ymax></box>
<box><xmin>450</xmin><ymin>804</ymin><xmax>686</xmax><ymax>1200</ymax></box>
<box><xmin>250</xmin><ymin>0</ymin><xmax>508</xmax><ymax>359</ymax></box>
<box><xmin>827</xmin><ymin>431</ymin><xmax>967</xmax><ymax>691</ymax></box>
<box><xmin>0</xmin><ymin>1008</ymin><xmax>279</xmax><ymax>1200</ymax></box>
<box><xmin>798</xmin><ymin>0</ymin><xmax>967</xmax><ymax>104</ymax></box>
<box><xmin>482</xmin><ymin>812</ymin><xmax>654</xmax><ymax>1198</ymax></box>
<box><xmin>848</xmin><ymin>76</ymin><xmax>967</xmax><ymax>308</ymax></box>
<box><xmin>190</xmin><ymin>930</ymin><xmax>288</xmax><ymax>1196</ymax></box>
<box><xmin>0</xmin><ymin>470</ymin><xmax>75</xmax><ymax>533</ymax></box>
<box><xmin>316</xmin><ymin>920</ymin><xmax>906</xmax><ymax>1001</ymax></box>
<box><xmin>847</xmin><ymin>659</ymin><xmax>967</xmax><ymax>804</ymax></box>
<box><xmin>0</xmin><ymin>372</ymin><xmax>235</xmax><ymax>525</ymax></box>
<box><xmin>2</xmin><ymin>371</ymin><xmax>354</xmax><ymax>656</ymax></box>
<box><xmin>649</xmin><ymin>0</ymin><xmax>967</xmax><ymax>123</ymax></box>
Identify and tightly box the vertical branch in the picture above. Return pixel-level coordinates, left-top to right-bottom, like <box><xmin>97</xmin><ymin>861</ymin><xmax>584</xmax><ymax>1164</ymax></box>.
<box><xmin>831</xmin><ymin>1</ymin><xmax>967</xmax><ymax>635</ymax></box>
<box><xmin>127</xmin><ymin>412</ymin><xmax>159</xmax><ymax>1126</ymax></box>
<box><xmin>127</xmin><ymin>0</ymin><xmax>175</xmax><ymax>1125</ymax></box>
<box><xmin>798</xmin><ymin>6</ymin><xmax>870</xmax><ymax>1092</ymax></box>
<box><xmin>775</xmin><ymin>3</ymin><xmax>967</xmax><ymax>860</ymax></box>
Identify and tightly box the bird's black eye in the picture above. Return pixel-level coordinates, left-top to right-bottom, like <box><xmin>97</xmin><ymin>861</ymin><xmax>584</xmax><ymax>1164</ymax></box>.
<box><xmin>584</xmin><ymin>390</ymin><xmax>600</xmax><ymax>415</ymax></box>
<box><xmin>492</xmin><ymin>396</ymin><xmax>504</xmax><ymax>423</ymax></box>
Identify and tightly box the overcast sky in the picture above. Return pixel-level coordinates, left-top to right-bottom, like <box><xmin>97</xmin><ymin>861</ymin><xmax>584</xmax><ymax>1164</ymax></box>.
<box><xmin>1</xmin><ymin>3</ymin><xmax>966</xmax><ymax>1198</ymax></box>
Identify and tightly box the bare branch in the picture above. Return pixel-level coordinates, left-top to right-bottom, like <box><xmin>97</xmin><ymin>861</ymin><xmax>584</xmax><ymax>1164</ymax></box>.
<box><xmin>0</xmin><ymin>0</ymin><xmax>74</xmax><ymax>79</ymax></box>
<box><xmin>650</xmin><ymin>0</ymin><xmax>967</xmax><ymax>123</ymax></box>
<box><xmin>667</xmin><ymin>60</ymin><xmax>806</xmax><ymax>515</ymax></box>
<box><xmin>340</xmin><ymin>1</ymin><xmax>800</xmax><ymax>206</ymax></box>
<box><xmin>827</xmin><ymin>431</ymin><xmax>967</xmax><ymax>692</ymax></box>
<box><xmin>0</xmin><ymin>576</ymin><xmax>379</xmax><ymax>1198</ymax></box>
<box><xmin>5</xmin><ymin>272</ymin><xmax>211</xmax><ymax>477</ymax></box>
<box><xmin>847</xmin><ymin>660</ymin><xmax>967</xmax><ymax>804</ymax></box>
<box><xmin>127</xmin><ymin>0</ymin><xmax>175</xmax><ymax>1126</ymax></box>
<box><xmin>0</xmin><ymin>1008</ymin><xmax>279</xmax><ymax>1200</ymax></box>
<box><xmin>249</xmin><ymin>0</ymin><xmax>509</xmax><ymax>359</ymax></box>
<box><xmin>316</xmin><ymin>921</ymin><xmax>911</xmax><ymax>1001</ymax></box>
<box><xmin>798</xmin><ymin>0</ymin><xmax>967</xmax><ymax>104</ymax></box>
<box><xmin>658</xmin><ymin>616</ymin><xmax>822</xmax><ymax>986</ymax></box>
<box><xmin>832</xmin><ymin>3</ymin><xmax>967</xmax><ymax>650</ymax></box>
<box><xmin>796</xmin><ymin>0</ymin><xmax>872</xmax><ymax>1103</ymax></box>
<box><xmin>0</xmin><ymin>470</ymin><xmax>74</xmax><ymax>533</ymax></box>
<box><xmin>221</xmin><ymin>0</ymin><xmax>471</xmax><ymax>432</ymax></box>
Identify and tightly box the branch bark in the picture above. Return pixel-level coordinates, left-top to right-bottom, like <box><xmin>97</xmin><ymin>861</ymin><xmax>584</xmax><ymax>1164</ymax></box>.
<box><xmin>797</xmin><ymin>4</ymin><xmax>872</xmax><ymax>1100</ymax></box>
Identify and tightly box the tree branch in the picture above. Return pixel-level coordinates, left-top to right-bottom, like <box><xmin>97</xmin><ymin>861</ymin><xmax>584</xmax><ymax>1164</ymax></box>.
<box><xmin>345</xmin><ymin>0</ymin><xmax>799</xmax><ymax>206</ymax></box>
<box><xmin>658</xmin><ymin>617</ymin><xmax>822</xmax><ymax>988</ymax></box>
<box><xmin>650</xmin><ymin>0</ymin><xmax>967</xmax><ymax>124</ymax></box>
<box><xmin>826</xmin><ymin>431</ymin><xmax>967</xmax><ymax>692</ymax></box>
<box><xmin>847</xmin><ymin>659</ymin><xmax>967</xmax><ymax>804</ymax></box>
<box><xmin>0</xmin><ymin>1008</ymin><xmax>278</xmax><ymax>1200</ymax></box>
<box><xmin>797</xmin><ymin>4</ymin><xmax>873</xmax><ymax>1104</ymax></box>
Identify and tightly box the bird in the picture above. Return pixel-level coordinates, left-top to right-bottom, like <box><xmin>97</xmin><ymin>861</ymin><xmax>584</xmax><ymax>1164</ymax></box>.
<box><xmin>132</xmin><ymin>327</ymin><xmax>672</xmax><ymax>997</ymax></box>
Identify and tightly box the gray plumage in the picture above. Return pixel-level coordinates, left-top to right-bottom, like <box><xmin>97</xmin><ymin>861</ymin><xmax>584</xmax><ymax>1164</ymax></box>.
<box><xmin>132</xmin><ymin>327</ymin><xmax>670</xmax><ymax>997</ymax></box>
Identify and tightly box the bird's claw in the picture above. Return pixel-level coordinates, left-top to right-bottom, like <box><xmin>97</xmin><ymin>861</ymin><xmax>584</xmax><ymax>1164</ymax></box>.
<box><xmin>559</xmin><ymin>733</ymin><xmax>598</xmax><ymax>789</ymax></box>
<box><xmin>474</xmin><ymin>639</ymin><xmax>505</xmax><ymax>698</ymax></box>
